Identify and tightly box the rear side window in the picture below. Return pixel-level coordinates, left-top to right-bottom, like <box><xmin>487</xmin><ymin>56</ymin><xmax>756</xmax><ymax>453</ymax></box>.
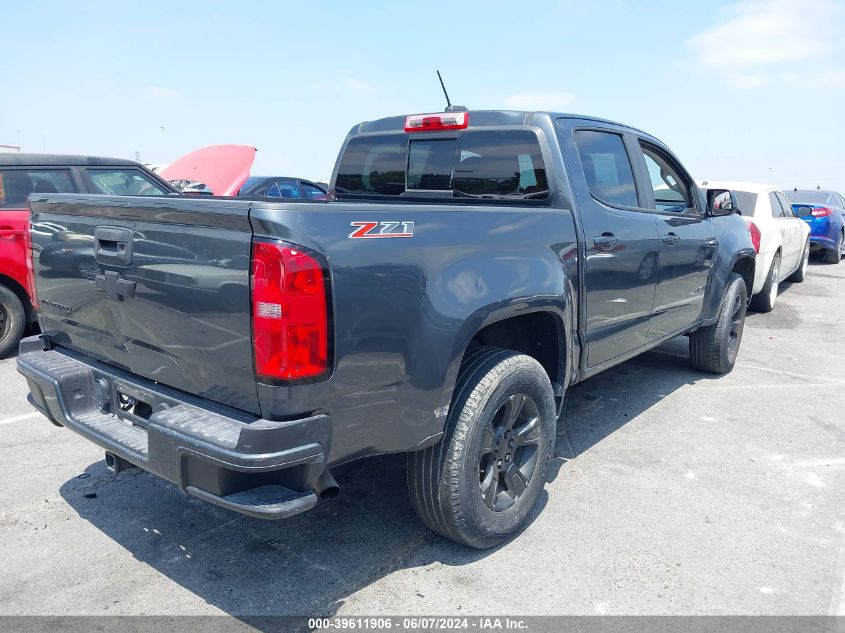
<box><xmin>86</xmin><ymin>168</ymin><xmax>170</xmax><ymax>196</ymax></box>
<box><xmin>334</xmin><ymin>130</ymin><xmax>549</xmax><ymax>201</ymax></box>
<box><xmin>775</xmin><ymin>192</ymin><xmax>794</xmax><ymax>217</ymax></box>
<box><xmin>769</xmin><ymin>192</ymin><xmax>787</xmax><ymax>217</ymax></box>
<box><xmin>573</xmin><ymin>130</ymin><xmax>638</xmax><ymax>207</ymax></box>
<box><xmin>266</xmin><ymin>180</ymin><xmax>301</xmax><ymax>198</ymax></box>
<box><xmin>0</xmin><ymin>169</ymin><xmax>76</xmax><ymax>208</ymax></box>
<box><xmin>301</xmin><ymin>182</ymin><xmax>327</xmax><ymax>200</ymax></box>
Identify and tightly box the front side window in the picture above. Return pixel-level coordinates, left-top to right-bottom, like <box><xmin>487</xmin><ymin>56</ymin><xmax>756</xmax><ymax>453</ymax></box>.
<box><xmin>0</xmin><ymin>168</ymin><xmax>76</xmax><ymax>207</ymax></box>
<box><xmin>640</xmin><ymin>145</ymin><xmax>692</xmax><ymax>213</ymax></box>
<box><xmin>572</xmin><ymin>130</ymin><xmax>638</xmax><ymax>207</ymax></box>
<box><xmin>334</xmin><ymin>129</ymin><xmax>548</xmax><ymax>201</ymax></box>
<box><xmin>86</xmin><ymin>168</ymin><xmax>170</xmax><ymax>196</ymax></box>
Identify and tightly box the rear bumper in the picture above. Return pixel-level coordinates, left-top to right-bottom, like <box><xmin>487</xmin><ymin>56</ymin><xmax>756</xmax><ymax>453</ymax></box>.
<box><xmin>16</xmin><ymin>336</ymin><xmax>330</xmax><ymax>520</ymax></box>
<box><xmin>809</xmin><ymin>235</ymin><xmax>837</xmax><ymax>251</ymax></box>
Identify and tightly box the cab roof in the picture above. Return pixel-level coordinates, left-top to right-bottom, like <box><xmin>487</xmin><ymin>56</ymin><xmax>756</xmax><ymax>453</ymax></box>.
<box><xmin>0</xmin><ymin>153</ymin><xmax>140</xmax><ymax>167</ymax></box>
<box><xmin>355</xmin><ymin>110</ymin><xmax>650</xmax><ymax>136</ymax></box>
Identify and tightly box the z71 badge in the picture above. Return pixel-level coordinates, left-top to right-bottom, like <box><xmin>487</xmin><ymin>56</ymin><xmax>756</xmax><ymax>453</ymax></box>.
<box><xmin>349</xmin><ymin>221</ymin><xmax>414</xmax><ymax>239</ymax></box>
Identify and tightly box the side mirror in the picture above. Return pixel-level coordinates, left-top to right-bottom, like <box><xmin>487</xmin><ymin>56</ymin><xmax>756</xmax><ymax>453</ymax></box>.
<box><xmin>707</xmin><ymin>189</ymin><xmax>738</xmax><ymax>216</ymax></box>
<box><xmin>794</xmin><ymin>205</ymin><xmax>813</xmax><ymax>218</ymax></box>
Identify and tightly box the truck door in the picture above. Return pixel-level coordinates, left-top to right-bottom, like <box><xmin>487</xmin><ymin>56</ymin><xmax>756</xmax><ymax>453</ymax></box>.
<box><xmin>633</xmin><ymin>141</ymin><xmax>716</xmax><ymax>341</ymax></box>
<box><xmin>560</xmin><ymin>122</ymin><xmax>660</xmax><ymax>367</ymax></box>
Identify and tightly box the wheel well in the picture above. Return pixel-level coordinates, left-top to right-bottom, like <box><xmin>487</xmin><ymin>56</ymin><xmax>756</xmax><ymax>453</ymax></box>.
<box><xmin>466</xmin><ymin>312</ymin><xmax>562</xmax><ymax>387</ymax></box>
<box><xmin>732</xmin><ymin>256</ymin><xmax>755</xmax><ymax>294</ymax></box>
<box><xmin>0</xmin><ymin>274</ymin><xmax>35</xmax><ymax>322</ymax></box>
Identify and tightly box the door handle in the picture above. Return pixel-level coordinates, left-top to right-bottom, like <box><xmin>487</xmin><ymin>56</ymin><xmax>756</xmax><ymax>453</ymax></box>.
<box><xmin>662</xmin><ymin>233</ymin><xmax>681</xmax><ymax>245</ymax></box>
<box><xmin>94</xmin><ymin>226</ymin><xmax>133</xmax><ymax>266</ymax></box>
<box><xmin>593</xmin><ymin>233</ymin><xmax>619</xmax><ymax>249</ymax></box>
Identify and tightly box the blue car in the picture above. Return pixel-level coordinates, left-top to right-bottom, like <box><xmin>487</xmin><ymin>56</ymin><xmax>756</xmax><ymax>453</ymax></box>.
<box><xmin>786</xmin><ymin>189</ymin><xmax>845</xmax><ymax>264</ymax></box>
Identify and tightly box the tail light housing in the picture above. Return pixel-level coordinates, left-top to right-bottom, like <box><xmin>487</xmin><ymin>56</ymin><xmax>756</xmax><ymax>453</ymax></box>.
<box><xmin>811</xmin><ymin>206</ymin><xmax>832</xmax><ymax>217</ymax></box>
<box><xmin>748</xmin><ymin>221</ymin><xmax>761</xmax><ymax>253</ymax></box>
<box><xmin>404</xmin><ymin>111</ymin><xmax>468</xmax><ymax>132</ymax></box>
<box><xmin>251</xmin><ymin>241</ymin><xmax>330</xmax><ymax>381</ymax></box>
<box><xmin>24</xmin><ymin>214</ymin><xmax>38</xmax><ymax>307</ymax></box>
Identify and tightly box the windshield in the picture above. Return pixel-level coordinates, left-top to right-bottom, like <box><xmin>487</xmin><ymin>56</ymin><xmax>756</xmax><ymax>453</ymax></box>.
<box><xmin>335</xmin><ymin>129</ymin><xmax>549</xmax><ymax>202</ymax></box>
<box><xmin>785</xmin><ymin>190</ymin><xmax>834</xmax><ymax>205</ymax></box>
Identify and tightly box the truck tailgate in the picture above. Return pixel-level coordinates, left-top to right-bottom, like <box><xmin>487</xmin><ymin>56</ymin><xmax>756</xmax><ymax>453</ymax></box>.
<box><xmin>28</xmin><ymin>194</ymin><xmax>259</xmax><ymax>414</ymax></box>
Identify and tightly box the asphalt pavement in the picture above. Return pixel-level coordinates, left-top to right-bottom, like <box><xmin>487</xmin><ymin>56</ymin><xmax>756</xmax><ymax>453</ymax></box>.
<box><xmin>1</xmin><ymin>256</ymin><xmax>843</xmax><ymax>618</ymax></box>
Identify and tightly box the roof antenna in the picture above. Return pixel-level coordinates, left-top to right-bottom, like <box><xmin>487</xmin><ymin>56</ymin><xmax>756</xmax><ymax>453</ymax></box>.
<box><xmin>437</xmin><ymin>70</ymin><xmax>467</xmax><ymax>112</ymax></box>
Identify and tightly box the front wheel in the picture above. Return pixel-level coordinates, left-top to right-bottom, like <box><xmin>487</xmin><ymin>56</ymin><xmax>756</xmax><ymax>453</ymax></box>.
<box><xmin>750</xmin><ymin>253</ymin><xmax>780</xmax><ymax>312</ymax></box>
<box><xmin>689</xmin><ymin>273</ymin><xmax>748</xmax><ymax>374</ymax></box>
<box><xmin>787</xmin><ymin>241</ymin><xmax>809</xmax><ymax>283</ymax></box>
<box><xmin>407</xmin><ymin>347</ymin><xmax>556</xmax><ymax>548</ymax></box>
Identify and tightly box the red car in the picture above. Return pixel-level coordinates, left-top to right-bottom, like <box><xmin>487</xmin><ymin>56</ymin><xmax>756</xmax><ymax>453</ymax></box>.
<box><xmin>0</xmin><ymin>154</ymin><xmax>176</xmax><ymax>356</ymax></box>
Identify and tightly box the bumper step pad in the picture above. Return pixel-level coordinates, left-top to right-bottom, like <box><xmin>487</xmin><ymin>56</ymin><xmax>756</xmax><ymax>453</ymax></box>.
<box><xmin>185</xmin><ymin>484</ymin><xmax>318</xmax><ymax>519</ymax></box>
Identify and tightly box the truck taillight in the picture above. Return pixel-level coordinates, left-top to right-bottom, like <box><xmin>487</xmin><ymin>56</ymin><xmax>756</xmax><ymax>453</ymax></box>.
<box><xmin>404</xmin><ymin>111</ymin><xmax>468</xmax><ymax>132</ymax></box>
<box><xmin>811</xmin><ymin>206</ymin><xmax>832</xmax><ymax>217</ymax></box>
<box><xmin>250</xmin><ymin>241</ymin><xmax>329</xmax><ymax>381</ymax></box>
<box><xmin>24</xmin><ymin>215</ymin><xmax>38</xmax><ymax>308</ymax></box>
<box><xmin>748</xmin><ymin>221</ymin><xmax>761</xmax><ymax>253</ymax></box>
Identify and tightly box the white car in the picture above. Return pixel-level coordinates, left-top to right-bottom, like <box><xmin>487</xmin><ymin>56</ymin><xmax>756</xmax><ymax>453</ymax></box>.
<box><xmin>700</xmin><ymin>180</ymin><xmax>811</xmax><ymax>312</ymax></box>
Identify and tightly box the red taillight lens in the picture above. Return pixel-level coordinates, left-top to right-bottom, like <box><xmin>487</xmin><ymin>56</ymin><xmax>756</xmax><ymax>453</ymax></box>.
<box><xmin>748</xmin><ymin>221</ymin><xmax>761</xmax><ymax>253</ymax></box>
<box><xmin>811</xmin><ymin>207</ymin><xmax>832</xmax><ymax>217</ymax></box>
<box><xmin>404</xmin><ymin>111</ymin><xmax>468</xmax><ymax>132</ymax></box>
<box><xmin>24</xmin><ymin>214</ymin><xmax>38</xmax><ymax>307</ymax></box>
<box><xmin>251</xmin><ymin>241</ymin><xmax>329</xmax><ymax>381</ymax></box>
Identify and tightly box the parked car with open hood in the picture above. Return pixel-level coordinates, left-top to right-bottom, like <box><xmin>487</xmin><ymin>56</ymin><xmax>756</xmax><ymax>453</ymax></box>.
<box><xmin>700</xmin><ymin>181</ymin><xmax>810</xmax><ymax>311</ymax></box>
<box><xmin>785</xmin><ymin>189</ymin><xmax>845</xmax><ymax>264</ymax></box>
<box><xmin>18</xmin><ymin>109</ymin><xmax>755</xmax><ymax>548</ymax></box>
<box><xmin>159</xmin><ymin>144</ymin><xmax>256</xmax><ymax>196</ymax></box>
<box><xmin>0</xmin><ymin>153</ymin><xmax>176</xmax><ymax>356</ymax></box>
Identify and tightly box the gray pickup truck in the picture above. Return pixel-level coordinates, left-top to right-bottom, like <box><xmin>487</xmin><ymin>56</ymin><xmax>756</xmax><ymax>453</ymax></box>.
<box><xmin>18</xmin><ymin>110</ymin><xmax>755</xmax><ymax>548</ymax></box>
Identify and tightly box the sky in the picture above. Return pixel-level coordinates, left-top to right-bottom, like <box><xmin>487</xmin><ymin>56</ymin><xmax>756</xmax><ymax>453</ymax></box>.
<box><xmin>2</xmin><ymin>0</ymin><xmax>844</xmax><ymax>191</ymax></box>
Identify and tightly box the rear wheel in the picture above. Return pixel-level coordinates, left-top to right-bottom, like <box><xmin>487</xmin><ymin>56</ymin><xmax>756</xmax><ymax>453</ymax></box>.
<box><xmin>750</xmin><ymin>253</ymin><xmax>780</xmax><ymax>312</ymax></box>
<box><xmin>787</xmin><ymin>241</ymin><xmax>809</xmax><ymax>282</ymax></box>
<box><xmin>823</xmin><ymin>231</ymin><xmax>843</xmax><ymax>264</ymax></box>
<box><xmin>689</xmin><ymin>273</ymin><xmax>748</xmax><ymax>374</ymax></box>
<box><xmin>0</xmin><ymin>285</ymin><xmax>26</xmax><ymax>358</ymax></box>
<box><xmin>407</xmin><ymin>347</ymin><xmax>556</xmax><ymax>548</ymax></box>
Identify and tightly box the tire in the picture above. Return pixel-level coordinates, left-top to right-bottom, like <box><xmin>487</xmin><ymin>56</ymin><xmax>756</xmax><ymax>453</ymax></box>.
<box><xmin>407</xmin><ymin>347</ymin><xmax>556</xmax><ymax>548</ymax></box>
<box><xmin>689</xmin><ymin>272</ymin><xmax>748</xmax><ymax>374</ymax></box>
<box><xmin>787</xmin><ymin>241</ymin><xmax>809</xmax><ymax>283</ymax></box>
<box><xmin>823</xmin><ymin>231</ymin><xmax>843</xmax><ymax>264</ymax></box>
<box><xmin>750</xmin><ymin>253</ymin><xmax>780</xmax><ymax>313</ymax></box>
<box><xmin>0</xmin><ymin>285</ymin><xmax>26</xmax><ymax>358</ymax></box>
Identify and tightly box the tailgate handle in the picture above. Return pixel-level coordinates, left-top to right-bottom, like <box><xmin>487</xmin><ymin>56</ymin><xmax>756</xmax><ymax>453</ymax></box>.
<box><xmin>94</xmin><ymin>226</ymin><xmax>133</xmax><ymax>266</ymax></box>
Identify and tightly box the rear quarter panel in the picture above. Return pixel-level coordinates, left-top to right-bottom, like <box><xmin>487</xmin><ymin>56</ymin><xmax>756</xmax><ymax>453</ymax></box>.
<box><xmin>250</xmin><ymin>201</ymin><xmax>578</xmax><ymax>464</ymax></box>
<box><xmin>700</xmin><ymin>211</ymin><xmax>755</xmax><ymax>322</ymax></box>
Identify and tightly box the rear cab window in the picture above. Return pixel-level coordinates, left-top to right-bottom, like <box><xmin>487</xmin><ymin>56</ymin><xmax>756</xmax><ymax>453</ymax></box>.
<box><xmin>0</xmin><ymin>169</ymin><xmax>77</xmax><ymax>208</ymax></box>
<box><xmin>334</xmin><ymin>129</ymin><xmax>549</xmax><ymax>203</ymax></box>
<box><xmin>85</xmin><ymin>168</ymin><xmax>171</xmax><ymax>196</ymax></box>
